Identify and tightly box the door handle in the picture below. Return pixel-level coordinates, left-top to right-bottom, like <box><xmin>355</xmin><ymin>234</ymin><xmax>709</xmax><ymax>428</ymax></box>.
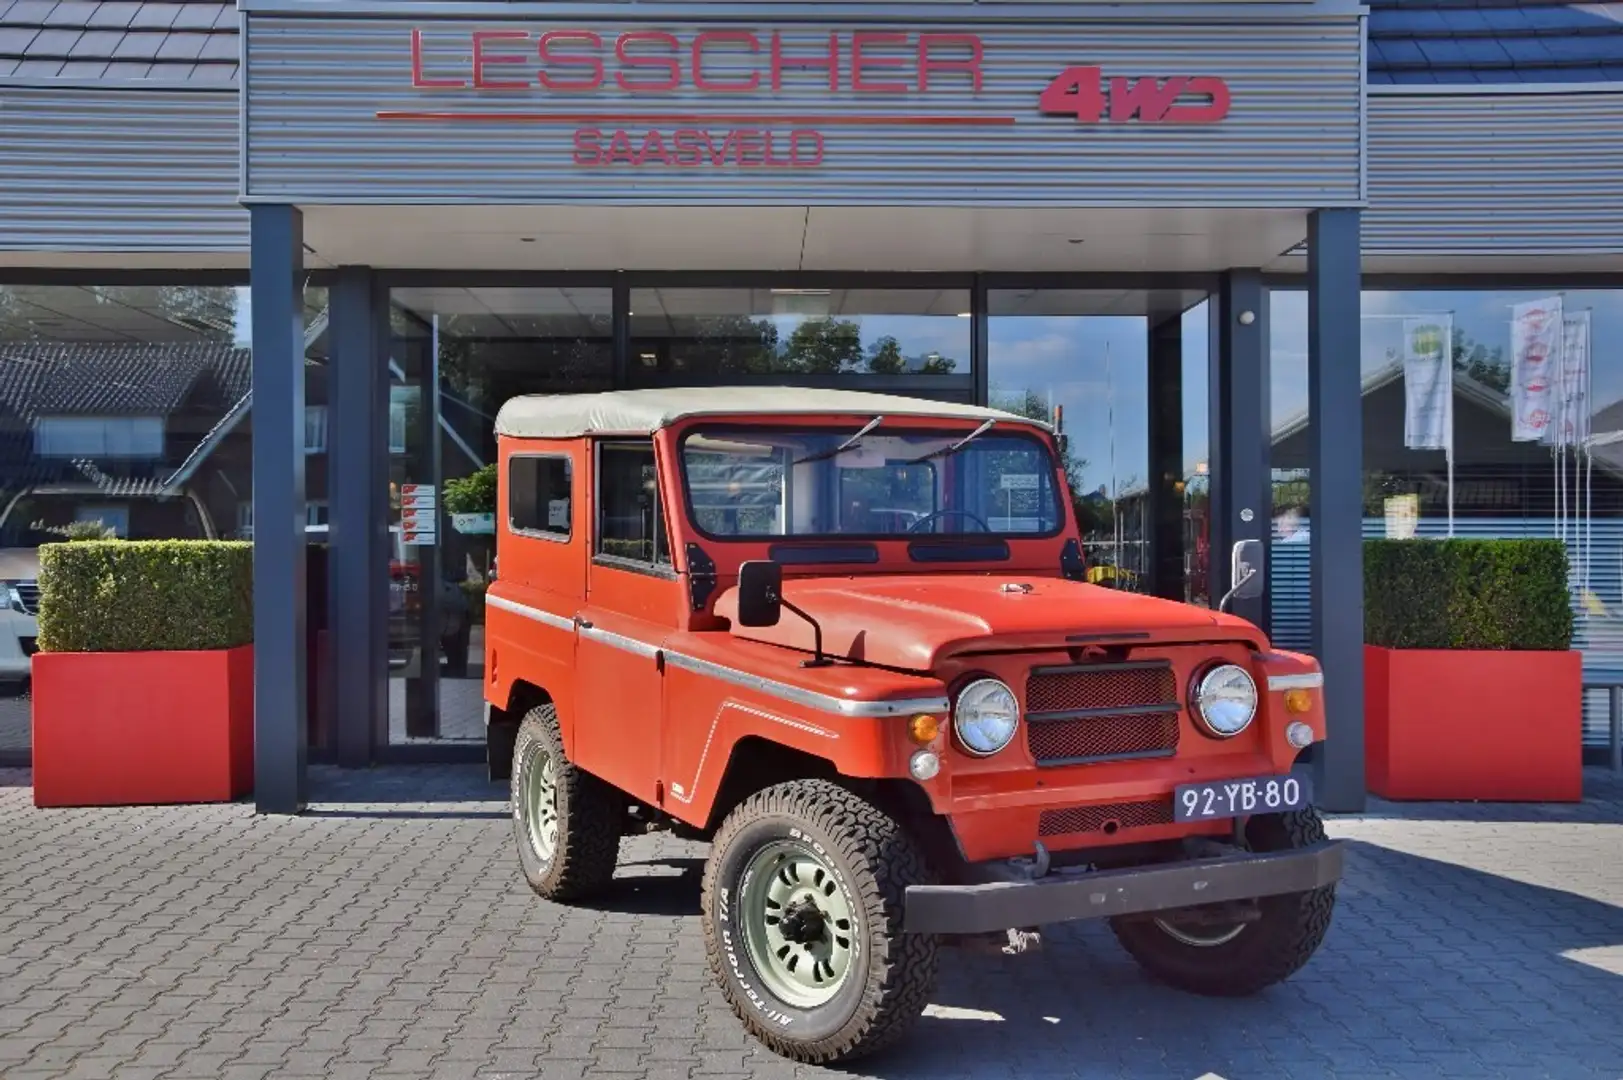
<box><xmin>575</xmin><ymin>616</ymin><xmax>593</xmax><ymax>630</ymax></box>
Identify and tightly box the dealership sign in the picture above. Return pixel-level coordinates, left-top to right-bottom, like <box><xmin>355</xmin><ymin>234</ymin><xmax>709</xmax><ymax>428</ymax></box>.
<box><xmin>398</xmin><ymin>28</ymin><xmax>1232</xmax><ymax>168</ymax></box>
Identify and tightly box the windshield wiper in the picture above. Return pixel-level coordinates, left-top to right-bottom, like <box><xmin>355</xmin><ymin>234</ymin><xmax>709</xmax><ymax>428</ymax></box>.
<box><xmin>792</xmin><ymin>414</ymin><xmax>885</xmax><ymax>466</ymax></box>
<box><xmin>907</xmin><ymin>418</ymin><xmax>996</xmax><ymax>465</ymax></box>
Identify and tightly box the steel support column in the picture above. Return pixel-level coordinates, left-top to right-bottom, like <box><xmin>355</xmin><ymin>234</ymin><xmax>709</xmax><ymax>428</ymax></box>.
<box><xmin>250</xmin><ymin>205</ymin><xmax>307</xmax><ymax>814</ymax></box>
<box><xmin>329</xmin><ymin>267</ymin><xmax>386</xmax><ymax>768</ymax></box>
<box><xmin>1307</xmin><ymin>209</ymin><xmax>1365</xmax><ymax>813</ymax></box>
<box><xmin>1147</xmin><ymin>312</ymin><xmax>1185</xmax><ymax>601</ymax></box>
<box><xmin>1208</xmin><ymin>271</ymin><xmax>1269</xmax><ymax>628</ymax></box>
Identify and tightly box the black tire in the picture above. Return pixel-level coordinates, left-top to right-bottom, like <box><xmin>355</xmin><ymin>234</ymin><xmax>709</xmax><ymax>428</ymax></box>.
<box><xmin>510</xmin><ymin>705</ymin><xmax>623</xmax><ymax>902</ymax></box>
<box><xmin>1110</xmin><ymin>807</ymin><xmax>1336</xmax><ymax>997</ymax></box>
<box><xmin>701</xmin><ymin>779</ymin><xmax>938</xmax><ymax>1064</ymax></box>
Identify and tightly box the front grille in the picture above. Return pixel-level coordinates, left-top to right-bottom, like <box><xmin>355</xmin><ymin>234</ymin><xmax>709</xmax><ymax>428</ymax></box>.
<box><xmin>13</xmin><ymin>583</ymin><xmax>39</xmax><ymax>616</ymax></box>
<box><xmin>1025</xmin><ymin>661</ymin><xmax>1180</xmax><ymax>767</ymax></box>
<box><xmin>1039</xmin><ymin>799</ymin><xmax>1174</xmax><ymax>837</ymax></box>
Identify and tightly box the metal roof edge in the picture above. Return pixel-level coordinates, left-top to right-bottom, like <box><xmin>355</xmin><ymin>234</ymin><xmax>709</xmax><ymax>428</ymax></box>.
<box><xmin>1367</xmin><ymin>82</ymin><xmax>1623</xmax><ymax>97</ymax></box>
<box><xmin>0</xmin><ymin>77</ymin><xmax>240</xmax><ymax>93</ymax></box>
<box><xmin>239</xmin><ymin>0</ymin><xmax>1366</xmax><ymax>22</ymax></box>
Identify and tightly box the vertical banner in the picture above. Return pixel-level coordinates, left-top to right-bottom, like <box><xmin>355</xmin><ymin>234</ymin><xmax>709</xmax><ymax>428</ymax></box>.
<box><xmin>1402</xmin><ymin>316</ymin><xmax>1453</xmax><ymax>450</ymax></box>
<box><xmin>1544</xmin><ymin>310</ymin><xmax>1592</xmax><ymax>448</ymax></box>
<box><xmin>1511</xmin><ymin>297</ymin><xmax>1563</xmax><ymax>442</ymax></box>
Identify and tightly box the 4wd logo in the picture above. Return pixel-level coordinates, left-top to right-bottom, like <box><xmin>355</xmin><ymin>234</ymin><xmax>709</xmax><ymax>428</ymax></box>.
<box><xmin>1038</xmin><ymin>65</ymin><xmax>1231</xmax><ymax>124</ymax></box>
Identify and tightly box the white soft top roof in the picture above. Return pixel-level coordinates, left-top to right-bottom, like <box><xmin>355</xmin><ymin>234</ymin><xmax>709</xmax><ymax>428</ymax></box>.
<box><xmin>494</xmin><ymin>387</ymin><xmax>1047</xmax><ymax>439</ymax></box>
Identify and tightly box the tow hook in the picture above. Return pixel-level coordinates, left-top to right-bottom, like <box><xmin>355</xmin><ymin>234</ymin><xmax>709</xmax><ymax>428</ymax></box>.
<box><xmin>1011</xmin><ymin>840</ymin><xmax>1051</xmax><ymax>882</ymax></box>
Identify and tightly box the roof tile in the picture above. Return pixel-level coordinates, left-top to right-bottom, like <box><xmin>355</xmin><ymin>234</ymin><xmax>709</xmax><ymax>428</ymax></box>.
<box><xmin>98</xmin><ymin>58</ymin><xmax>147</xmax><ymax>76</ymax></box>
<box><xmin>24</xmin><ymin>27</ymin><xmax>79</xmax><ymax>55</ymax></box>
<box><xmin>196</xmin><ymin>31</ymin><xmax>231</xmax><ymax>60</ymax></box>
<box><xmin>86</xmin><ymin>2</ymin><xmax>141</xmax><ymax>28</ymax></box>
<box><xmin>153</xmin><ymin>28</ymin><xmax>203</xmax><ymax>59</ymax></box>
<box><xmin>67</xmin><ymin>28</ymin><xmax>120</xmax><ymax>56</ymax></box>
<box><xmin>187</xmin><ymin>58</ymin><xmax>231</xmax><ymax>80</ymax></box>
<box><xmin>0</xmin><ymin>26</ymin><xmax>39</xmax><ymax>52</ymax></box>
<box><xmin>0</xmin><ymin>2</ymin><xmax>15</xmax><ymax>19</ymax></box>
<box><xmin>40</xmin><ymin>0</ymin><xmax>95</xmax><ymax>26</ymax></box>
<box><xmin>109</xmin><ymin>29</ymin><xmax>158</xmax><ymax>57</ymax></box>
<box><xmin>5</xmin><ymin>1</ymin><xmax>60</xmax><ymax>24</ymax></box>
<box><xmin>55</xmin><ymin>57</ymin><xmax>104</xmax><ymax>76</ymax></box>
<box><xmin>168</xmin><ymin>1</ymin><xmax>217</xmax><ymax>30</ymax></box>
<box><xmin>126</xmin><ymin>2</ymin><xmax>181</xmax><ymax>29</ymax></box>
<box><xmin>209</xmin><ymin>4</ymin><xmax>229</xmax><ymax>29</ymax></box>
<box><xmin>0</xmin><ymin>57</ymin><xmax>17</xmax><ymax>75</ymax></box>
<box><xmin>12</xmin><ymin>56</ymin><xmax>62</xmax><ymax>75</ymax></box>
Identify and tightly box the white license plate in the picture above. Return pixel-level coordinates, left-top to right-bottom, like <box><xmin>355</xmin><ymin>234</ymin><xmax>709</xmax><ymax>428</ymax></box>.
<box><xmin>1174</xmin><ymin>774</ymin><xmax>1312</xmax><ymax>822</ymax></box>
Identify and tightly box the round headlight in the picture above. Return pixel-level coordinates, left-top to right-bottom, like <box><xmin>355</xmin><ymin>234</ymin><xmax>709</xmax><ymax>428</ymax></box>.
<box><xmin>954</xmin><ymin>678</ymin><xmax>1020</xmax><ymax>756</ymax></box>
<box><xmin>1192</xmin><ymin>664</ymin><xmax>1258</xmax><ymax>738</ymax></box>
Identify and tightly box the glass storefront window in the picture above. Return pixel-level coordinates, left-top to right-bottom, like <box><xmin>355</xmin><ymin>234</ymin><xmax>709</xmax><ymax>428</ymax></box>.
<box><xmin>629</xmin><ymin>288</ymin><xmax>970</xmax><ymax>379</ymax></box>
<box><xmin>385</xmin><ymin>287</ymin><xmax>613</xmax><ymax>744</ymax></box>
<box><xmin>986</xmin><ymin>290</ymin><xmax>1159</xmax><ymax>589</ymax></box>
<box><xmin>1268</xmin><ymin>286</ymin><xmax>1623</xmax><ymax>750</ymax></box>
<box><xmin>0</xmin><ymin>282</ymin><xmax>266</xmax><ymax>759</ymax></box>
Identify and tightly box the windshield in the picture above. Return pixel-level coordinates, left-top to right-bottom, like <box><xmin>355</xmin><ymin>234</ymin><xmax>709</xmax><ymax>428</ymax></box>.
<box><xmin>0</xmin><ymin>493</ymin><xmax>210</xmax><ymax>548</ymax></box>
<box><xmin>680</xmin><ymin>424</ymin><xmax>1063</xmax><ymax>539</ymax></box>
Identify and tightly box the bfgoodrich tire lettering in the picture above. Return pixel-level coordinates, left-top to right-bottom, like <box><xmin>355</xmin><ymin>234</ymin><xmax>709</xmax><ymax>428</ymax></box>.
<box><xmin>1110</xmin><ymin>807</ymin><xmax>1336</xmax><ymax>997</ymax></box>
<box><xmin>701</xmin><ymin>779</ymin><xmax>938</xmax><ymax>1064</ymax></box>
<box><xmin>510</xmin><ymin>704</ymin><xmax>622</xmax><ymax>902</ymax></box>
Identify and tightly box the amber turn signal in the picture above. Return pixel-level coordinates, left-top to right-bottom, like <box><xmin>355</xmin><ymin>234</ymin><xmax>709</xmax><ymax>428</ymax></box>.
<box><xmin>1283</xmin><ymin>688</ymin><xmax>1314</xmax><ymax>715</ymax></box>
<box><xmin>908</xmin><ymin>714</ymin><xmax>942</xmax><ymax>745</ymax></box>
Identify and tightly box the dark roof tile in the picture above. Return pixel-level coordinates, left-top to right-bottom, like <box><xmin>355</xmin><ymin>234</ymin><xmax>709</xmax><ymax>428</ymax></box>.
<box><xmin>54</xmin><ymin>57</ymin><xmax>103</xmax><ymax>75</ymax></box>
<box><xmin>168</xmin><ymin>2</ymin><xmax>218</xmax><ymax>30</ymax></box>
<box><xmin>0</xmin><ymin>57</ymin><xmax>17</xmax><ymax>75</ymax></box>
<box><xmin>153</xmin><ymin>28</ymin><xmax>203</xmax><ymax>59</ymax></box>
<box><xmin>0</xmin><ymin>1</ymin><xmax>15</xmax><ymax>18</ymax></box>
<box><xmin>67</xmin><ymin>28</ymin><xmax>120</xmax><ymax>56</ymax></box>
<box><xmin>11</xmin><ymin>56</ymin><xmax>60</xmax><ymax>75</ymax></box>
<box><xmin>40</xmin><ymin>0</ymin><xmax>94</xmax><ymax>26</ymax></box>
<box><xmin>4</xmin><ymin>1</ymin><xmax>60</xmax><ymax>24</ymax></box>
<box><xmin>195</xmin><ymin>31</ymin><xmax>230</xmax><ymax>60</ymax></box>
<box><xmin>109</xmin><ymin>29</ymin><xmax>157</xmax><ymax>57</ymax></box>
<box><xmin>0</xmin><ymin>26</ymin><xmax>39</xmax><ymax>52</ymax></box>
<box><xmin>126</xmin><ymin>2</ymin><xmax>181</xmax><ymax>29</ymax></box>
<box><xmin>98</xmin><ymin>58</ymin><xmax>146</xmax><ymax>76</ymax></box>
<box><xmin>209</xmin><ymin>3</ymin><xmax>229</xmax><ymax>29</ymax></box>
<box><xmin>86</xmin><ymin>2</ymin><xmax>140</xmax><ymax>28</ymax></box>
<box><xmin>186</xmin><ymin>59</ymin><xmax>231</xmax><ymax>80</ymax></box>
<box><xmin>24</xmin><ymin>26</ymin><xmax>78</xmax><ymax>54</ymax></box>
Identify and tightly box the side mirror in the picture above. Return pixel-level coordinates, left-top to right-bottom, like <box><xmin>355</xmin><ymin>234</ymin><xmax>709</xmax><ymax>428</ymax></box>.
<box><xmin>735</xmin><ymin>560</ymin><xmax>783</xmax><ymax>627</ymax></box>
<box><xmin>1219</xmin><ymin>539</ymin><xmax>1265</xmax><ymax>612</ymax></box>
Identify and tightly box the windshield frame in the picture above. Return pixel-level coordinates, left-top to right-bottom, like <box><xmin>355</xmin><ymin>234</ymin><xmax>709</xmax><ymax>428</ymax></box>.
<box><xmin>675</xmin><ymin>421</ymin><xmax>1067</xmax><ymax>545</ymax></box>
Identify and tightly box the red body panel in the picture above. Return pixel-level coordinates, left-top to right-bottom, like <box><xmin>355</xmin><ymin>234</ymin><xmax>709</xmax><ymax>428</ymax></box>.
<box><xmin>486</xmin><ymin>411</ymin><xmax>1328</xmax><ymax>866</ymax></box>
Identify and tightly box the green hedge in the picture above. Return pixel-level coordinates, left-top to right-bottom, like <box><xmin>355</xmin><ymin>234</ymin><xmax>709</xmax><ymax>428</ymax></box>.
<box><xmin>444</xmin><ymin>464</ymin><xmax>497</xmax><ymax>515</ymax></box>
<box><xmin>1364</xmin><ymin>538</ymin><xmax>1573</xmax><ymax>651</ymax></box>
<box><xmin>37</xmin><ymin>540</ymin><xmax>253</xmax><ymax>653</ymax></box>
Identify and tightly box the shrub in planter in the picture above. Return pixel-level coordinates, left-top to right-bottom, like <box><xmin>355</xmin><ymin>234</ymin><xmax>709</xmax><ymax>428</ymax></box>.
<box><xmin>1364</xmin><ymin>538</ymin><xmax>1581</xmax><ymax>802</ymax></box>
<box><xmin>446</xmin><ymin>464</ymin><xmax>497</xmax><ymax>534</ymax></box>
<box><xmin>32</xmin><ymin>540</ymin><xmax>255</xmax><ymax>807</ymax></box>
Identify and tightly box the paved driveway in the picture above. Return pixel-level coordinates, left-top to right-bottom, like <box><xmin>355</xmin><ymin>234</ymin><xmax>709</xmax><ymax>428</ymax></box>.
<box><xmin>1</xmin><ymin>766</ymin><xmax>1620</xmax><ymax>1080</ymax></box>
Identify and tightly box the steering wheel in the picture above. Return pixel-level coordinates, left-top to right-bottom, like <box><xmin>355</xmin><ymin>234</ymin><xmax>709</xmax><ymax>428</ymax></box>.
<box><xmin>907</xmin><ymin>509</ymin><xmax>992</xmax><ymax>534</ymax></box>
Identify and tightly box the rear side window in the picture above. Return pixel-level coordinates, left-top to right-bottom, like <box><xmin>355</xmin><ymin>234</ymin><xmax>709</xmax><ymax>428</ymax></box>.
<box><xmin>510</xmin><ymin>455</ymin><xmax>572</xmax><ymax>538</ymax></box>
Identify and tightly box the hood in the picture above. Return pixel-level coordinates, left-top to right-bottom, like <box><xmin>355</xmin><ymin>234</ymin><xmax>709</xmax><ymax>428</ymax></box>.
<box><xmin>713</xmin><ymin>574</ymin><xmax>1265</xmax><ymax>671</ymax></box>
<box><xmin>0</xmin><ymin>548</ymin><xmax>41</xmax><ymax>581</ymax></box>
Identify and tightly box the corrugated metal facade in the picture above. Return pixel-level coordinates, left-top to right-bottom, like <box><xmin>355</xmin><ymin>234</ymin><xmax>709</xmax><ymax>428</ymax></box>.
<box><xmin>242</xmin><ymin>16</ymin><xmax>1363</xmax><ymax>206</ymax></box>
<box><xmin>0</xmin><ymin>87</ymin><xmax>245</xmax><ymax>252</ymax></box>
<box><xmin>1271</xmin><ymin>520</ymin><xmax>1623</xmax><ymax>748</ymax></box>
<box><xmin>1365</xmin><ymin>91</ymin><xmax>1623</xmax><ymax>255</ymax></box>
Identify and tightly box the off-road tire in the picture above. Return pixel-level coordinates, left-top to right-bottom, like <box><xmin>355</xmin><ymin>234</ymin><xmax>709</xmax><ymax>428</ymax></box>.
<box><xmin>1110</xmin><ymin>807</ymin><xmax>1336</xmax><ymax>997</ymax></box>
<box><xmin>701</xmin><ymin>779</ymin><xmax>938</xmax><ymax>1064</ymax></box>
<box><xmin>510</xmin><ymin>704</ymin><xmax>623</xmax><ymax>902</ymax></box>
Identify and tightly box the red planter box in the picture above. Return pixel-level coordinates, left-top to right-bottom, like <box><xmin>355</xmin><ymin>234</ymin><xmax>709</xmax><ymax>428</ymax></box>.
<box><xmin>31</xmin><ymin>646</ymin><xmax>254</xmax><ymax>808</ymax></box>
<box><xmin>1364</xmin><ymin>645</ymin><xmax>1583</xmax><ymax>802</ymax></box>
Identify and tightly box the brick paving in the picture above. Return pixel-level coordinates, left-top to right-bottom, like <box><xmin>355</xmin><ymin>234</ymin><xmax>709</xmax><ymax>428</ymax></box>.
<box><xmin>1</xmin><ymin>765</ymin><xmax>1620</xmax><ymax>1080</ymax></box>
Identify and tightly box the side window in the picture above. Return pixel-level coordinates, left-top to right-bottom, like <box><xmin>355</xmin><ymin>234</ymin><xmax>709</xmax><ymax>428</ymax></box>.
<box><xmin>597</xmin><ymin>442</ymin><xmax>671</xmax><ymax>567</ymax></box>
<box><xmin>510</xmin><ymin>455</ymin><xmax>573</xmax><ymax>538</ymax></box>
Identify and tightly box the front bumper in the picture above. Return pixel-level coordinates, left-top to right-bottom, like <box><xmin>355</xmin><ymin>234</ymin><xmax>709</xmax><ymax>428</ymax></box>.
<box><xmin>902</xmin><ymin>840</ymin><xmax>1344</xmax><ymax>935</ymax></box>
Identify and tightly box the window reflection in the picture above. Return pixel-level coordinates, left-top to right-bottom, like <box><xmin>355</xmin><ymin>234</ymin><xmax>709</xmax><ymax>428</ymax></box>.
<box><xmin>629</xmin><ymin>288</ymin><xmax>970</xmax><ymax>379</ymax></box>
<box><xmin>1268</xmin><ymin>287</ymin><xmax>1623</xmax><ymax>752</ymax></box>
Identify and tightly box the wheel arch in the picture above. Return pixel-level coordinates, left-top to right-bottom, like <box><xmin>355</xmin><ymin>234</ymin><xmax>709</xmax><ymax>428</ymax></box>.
<box><xmin>487</xmin><ymin>678</ymin><xmax>554</xmax><ymax>782</ymax></box>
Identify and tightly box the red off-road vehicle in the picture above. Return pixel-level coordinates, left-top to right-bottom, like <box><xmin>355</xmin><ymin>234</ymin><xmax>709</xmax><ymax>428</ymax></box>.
<box><xmin>483</xmin><ymin>388</ymin><xmax>1340</xmax><ymax>1063</ymax></box>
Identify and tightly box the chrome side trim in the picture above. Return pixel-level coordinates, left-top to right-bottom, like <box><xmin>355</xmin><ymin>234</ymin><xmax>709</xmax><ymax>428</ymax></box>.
<box><xmin>486</xmin><ymin>594</ymin><xmax>575</xmax><ymax>633</ymax></box>
<box><xmin>579</xmin><ymin>624</ymin><xmax>662</xmax><ymax>660</ymax></box>
<box><xmin>665</xmin><ymin>651</ymin><xmax>949</xmax><ymax>718</ymax></box>
<box><xmin>1268</xmin><ymin>672</ymin><xmax>1325</xmax><ymax>692</ymax></box>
